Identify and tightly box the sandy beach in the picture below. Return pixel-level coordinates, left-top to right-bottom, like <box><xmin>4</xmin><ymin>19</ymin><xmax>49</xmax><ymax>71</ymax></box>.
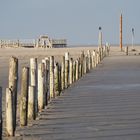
<box><xmin>0</xmin><ymin>45</ymin><xmax>140</xmax><ymax>102</ymax></box>
<box><xmin>1</xmin><ymin>45</ymin><xmax>140</xmax><ymax>137</ymax></box>
<box><xmin>0</xmin><ymin>47</ymin><xmax>98</xmax><ymax>91</ymax></box>
<box><xmin>0</xmin><ymin>46</ymin><xmax>99</xmax><ymax>135</ymax></box>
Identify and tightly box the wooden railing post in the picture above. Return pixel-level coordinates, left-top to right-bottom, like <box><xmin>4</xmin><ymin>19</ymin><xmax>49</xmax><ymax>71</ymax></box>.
<box><xmin>95</xmin><ymin>51</ymin><xmax>98</xmax><ymax>66</ymax></box>
<box><xmin>44</xmin><ymin>57</ymin><xmax>49</xmax><ymax>104</ymax></box>
<box><xmin>59</xmin><ymin>65</ymin><xmax>62</xmax><ymax>94</ymax></box>
<box><xmin>84</xmin><ymin>55</ymin><xmax>87</xmax><ymax>74</ymax></box>
<box><xmin>54</xmin><ymin>62</ymin><xmax>59</xmax><ymax>96</ymax></box>
<box><xmin>61</xmin><ymin>56</ymin><xmax>65</xmax><ymax>91</ymax></box>
<box><xmin>92</xmin><ymin>50</ymin><xmax>97</xmax><ymax>68</ymax></box>
<box><xmin>38</xmin><ymin>63</ymin><xmax>45</xmax><ymax>111</ymax></box>
<box><xmin>69</xmin><ymin>58</ymin><xmax>73</xmax><ymax>85</ymax></box>
<box><xmin>49</xmin><ymin>56</ymin><xmax>55</xmax><ymax>99</ymax></box>
<box><xmin>28</xmin><ymin>86</ymin><xmax>35</xmax><ymax>120</ymax></box>
<box><xmin>76</xmin><ymin>59</ymin><xmax>79</xmax><ymax>81</ymax></box>
<box><xmin>73</xmin><ymin>60</ymin><xmax>76</xmax><ymax>82</ymax></box>
<box><xmin>80</xmin><ymin>51</ymin><xmax>84</xmax><ymax>76</ymax></box>
<box><xmin>86</xmin><ymin>55</ymin><xmax>89</xmax><ymax>73</ymax></box>
<box><xmin>8</xmin><ymin>57</ymin><xmax>18</xmax><ymax>131</ymax></box>
<box><xmin>0</xmin><ymin>87</ymin><xmax>2</xmax><ymax>139</ymax></box>
<box><xmin>125</xmin><ymin>46</ymin><xmax>129</xmax><ymax>55</ymax></box>
<box><xmin>98</xmin><ymin>48</ymin><xmax>101</xmax><ymax>62</ymax></box>
<box><xmin>96</xmin><ymin>52</ymin><xmax>100</xmax><ymax>64</ymax></box>
<box><xmin>103</xmin><ymin>45</ymin><xmax>106</xmax><ymax>58</ymax></box>
<box><xmin>91</xmin><ymin>51</ymin><xmax>94</xmax><ymax>69</ymax></box>
<box><xmin>42</xmin><ymin>59</ymin><xmax>47</xmax><ymax>106</ymax></box>
<box><xmin>30</xmin><ymin>58</ymin><xmax>37</xmax><ymax>117</ymax></box>
<box><xmin>78</xmin><ymin>58</ymin><xmax>82</xmax><ymax>79</ymax></box>
<box><xmin>20</xmin><ymin>67</ymin><xmax>29</xmax><ymax>126</ymax></box>
<box><xmin>6</xmin><ymin>88</ymin><xmax>14</xmax><ymax>136</ymax></box>
<box><xmin>65</xmin><ymin>52</ymin><xmax>69</xmax><ymax>88</ymax></box>
<box><xmin>87</xmin><ymin>50</ymin><xmax>91</xmax><ymax>71</ymax></box>
<box><xmin>101</xmin><ymin>47</ymin><xmax>104</xmax><ymax>60</ymax></box>
<box><xmin>30</xmin><ymin>58</ymin><xmax>37</xmax><ymax>87</ymax></box>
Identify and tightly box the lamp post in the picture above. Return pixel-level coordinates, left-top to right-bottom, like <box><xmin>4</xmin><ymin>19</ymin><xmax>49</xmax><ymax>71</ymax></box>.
<box><xmin>120</xmin><ymin>14</ymin><xmax>123</xmax><ymax>51</ymax></box>
<box><xmin>98</xmin><ymin>26</ymin><xmax>102</xmax><ymax>48</ymax></box>
<box><xmin>132</xmin><ymin>28</ymin><xmax>134</xmax><ymax>50</ymax></box>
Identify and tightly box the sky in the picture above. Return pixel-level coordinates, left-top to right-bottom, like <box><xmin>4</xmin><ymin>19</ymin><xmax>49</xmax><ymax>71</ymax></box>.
<box><xmin>0</xmin><ymin>0</ymin><xmax>139</xmax><ymax>45</ymax></box>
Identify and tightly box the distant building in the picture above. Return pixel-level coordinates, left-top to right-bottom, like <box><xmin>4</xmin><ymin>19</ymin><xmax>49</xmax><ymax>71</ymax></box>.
<box><xmin>36</xmin><ymin>36</ymin><xmax>67</xmax><ymax>48</ymax></box>
<box><xmin>0</xmin><ymin>35</ymin><xmax>67</xmax><ymax>48</ymax></box>
<box><xmin>36</xmin><ymin>35</ymin><xmax>52</xmax><ymax>48</ymax></box>
<box><xmin>52</xmin><ymin>39</ymin><xmax>67</xmax><ymax>48</ymax></box>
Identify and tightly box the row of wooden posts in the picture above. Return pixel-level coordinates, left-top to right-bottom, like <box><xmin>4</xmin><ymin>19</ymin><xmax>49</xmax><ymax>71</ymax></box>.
<box><xmin>0</xmin><ymin>46</ymin><xmax>110</xmax><ymax>138</ymax></box>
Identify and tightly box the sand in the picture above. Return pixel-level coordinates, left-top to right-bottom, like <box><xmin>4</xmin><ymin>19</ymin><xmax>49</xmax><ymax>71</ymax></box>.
<box><xmin>0</xmin><ymin>46</ymin><xmax>98</xmax><ymax>136</ymax></box>
<box><xmin>0</xmin><ymin>47</ymin><xmax>98</xmax><ymax>91</ymax></box>
<box><xmin>1</xmin><ymin>45</ymin><xmax>140</xmax><ymax>137</ymax></box>
<box><xmin>0</xmin><ymin>45</ymin><xmax>140</xmax><ymax>104</ymax></box>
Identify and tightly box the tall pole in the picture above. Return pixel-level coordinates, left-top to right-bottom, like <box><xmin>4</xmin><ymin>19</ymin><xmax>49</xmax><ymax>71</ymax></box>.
<box><xmin>120</xmin><ymin>14</ymin><xmax>123</xmax><ymax>51</ymax></box>
<box><xmin>98</xmin><ymin>27</ymin><xmax>102</xmax><ymax>49</ymax></box>
<box><xmin>132</xmin><ymin>28</ymin><xmax>134</xmax><ymax>50</ymax></box>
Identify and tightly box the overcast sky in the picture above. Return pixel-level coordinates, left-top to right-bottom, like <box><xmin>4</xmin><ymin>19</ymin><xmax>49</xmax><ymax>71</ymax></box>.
<box><xmin>0</xmin><ymin>0</ymin><xmax>139</xmax><ymax>45</ymax></box>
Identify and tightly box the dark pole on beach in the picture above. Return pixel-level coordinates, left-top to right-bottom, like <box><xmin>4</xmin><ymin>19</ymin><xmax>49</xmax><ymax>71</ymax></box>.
<box><xmin>120</xmin><ymin>14</ymin><xmax>123</xmax><ymax>51</ymax></box>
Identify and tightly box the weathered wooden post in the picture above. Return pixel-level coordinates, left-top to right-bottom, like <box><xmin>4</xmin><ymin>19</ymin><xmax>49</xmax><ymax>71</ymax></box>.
<box><xmin>87</xmin><ymin>50</ymin><xmax>91</xmax><ymax>71</ymax></box>
<box><xmin>98</xmin><ymin>47</ymin><xmax>101</xmax><ymax>62</ymax></box>
<box><xmin>125</xmin><ymin>46</ymin><xmax>129</xmax><ymax>55</ymax></box>
<box><xmin>80</xmin><ymin>51</ymin><xmax>84</xmax><ymax>76</ymax></box>
<box><xmin>95</xmin><ymin>52</ymin><xmax>98</xmax><ymax>65</ymax></box>
<box><xmin>78</xmin><ymin>58</ymin><xmax>81</xmax><ymax>79</ymax></box>
<box><xmin>101</xmin><ymin>47</ymin><xmax>103</xmax><ymax>60</ymax></box>
<box><xmin>20</xmin><ymin>67</ymin><xmax>29</xmax><ymax>126</ymax></box>
<box><xmin>107</xmin><ymin>45</ymin><xmax>110</xmax><ymax>56</ymax></box>
<box><xmin>49</xmin><ymin>56</ymin><xmax>55</xmax><ymax>99</ymax></box>
<box><xmin>91</xmin><ymin>51</ymin><xmax>94</xmax><ymax>68</ymax></box>
<box><xmin>6</xmin><ymin>88</ymin><xmax>14</xmax><ymax>136</ymax></box>
<box><xmin>96</xmin><ymin>52</ymin><xmax>100</xmax><ymax>64</ymax></box>
<box><xmin>61</xmin><ymin>56</ymin><xmax>65</xmax><ymax>91</ymax></box>
<box><xmin>8</xmin><ymin>57</ymin><xmax>18</xmax><ymax>131</ymax></box>
<box><xmin>99</xmin><ymin>49</ymin><xmax>101</xmax><ymax>62</ymax></box>
<box><xmin>17</xmin><ymin>40</ymin><xmax>20</xmax><ymax>47</ymax></box>
<box><xmin>30</xmin><ymin>58</ymin><xmax>37</xmax><ymax>116</ymax></box>
<box><xmin>42</xmin><ymin>59</ymin><xmax>47</xmax><ymax>106</ymax></box>
<box><xmin>38</xmin><ymin>63</ymin><xmax>45</xmax><ymax>111</ymax></box>
<box><xmin>30</xmin><ymin>58</ymin><xmax>37</xmax><ymax>87</ymax></box>
<box><xmin>105</xmin><ymin>43</ymin><xmax>109</xmax><ymax>56</ymax></box>
<box><xmin>30</xmin><ymin>58</ymin><xmax>37</xmax><ymax>88</ymax></box>
<box><xmin>65</xmin><ymin>52</ymin><xmax>69</xmax><ymax>88</ymax></box>
<box><xmin>84</xmin><ymin>55</ymin><xmax>87</xmax><ymax>74</ymax></box>
<box><xmin>86</xmin><ymin>55</ymin><xmax>89</xmax><ymax>73</ymax></box>
<box><xmin>95</xmin><ymin>51</ymin><xmax>98</xmax><ymax>67</ymax></box>
<box><xmin>0</xmin><ymin>87</ymin><xmax>2</xmax><ymax>139</ymax></box>
<box><xmin>69</xmin><ymin>58</ymin><xmax>73</xmax><ymax>85</ymax></box>
<box><xmin>59</xmin><ymin>65</ymin><xmax>62</xmax><ymax>94</ymax></box>
<box><xmin>28</xmin><ymin>86</ymin><xmax>35</xmax><ymax>120</ymax></box>
<box><xmin>0</xmin><ymin>40</ymin><xmax>2</xmax><ymax>48</ymax></box>
<box><xmin>54</xmin><ymin>62</ymin><xmax>59</xmax><ymax>96</ymax></box>
<box><xmin>103</xmin><ymin>45</ymin><xmax>106</xmax><ymax>58</ymax></box>
<box><xmin>73</xmin><ymin>60</ymin><xmax>76</xmax><ymax>82</ymax></box>
<box><xmin>92</xmin><ymin>50</ymin><xmax>96</xmax><ymax>68</ymax></box>
<box><xmin>76</xmin><ymin>59</ymin><xmax>79</xmax><ymax>81</ymax></box>
<box><xmin>44</xmin><ymin>57</ymin><xmax>49</xmax><ymax>104</ymax></box>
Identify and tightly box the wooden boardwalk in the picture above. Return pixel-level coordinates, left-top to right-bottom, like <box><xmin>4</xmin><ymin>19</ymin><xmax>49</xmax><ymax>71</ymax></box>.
<box><xmin>5</xmin><ymin>51</ymin><xmax>140</xmax><ymax>140</ymax></box>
